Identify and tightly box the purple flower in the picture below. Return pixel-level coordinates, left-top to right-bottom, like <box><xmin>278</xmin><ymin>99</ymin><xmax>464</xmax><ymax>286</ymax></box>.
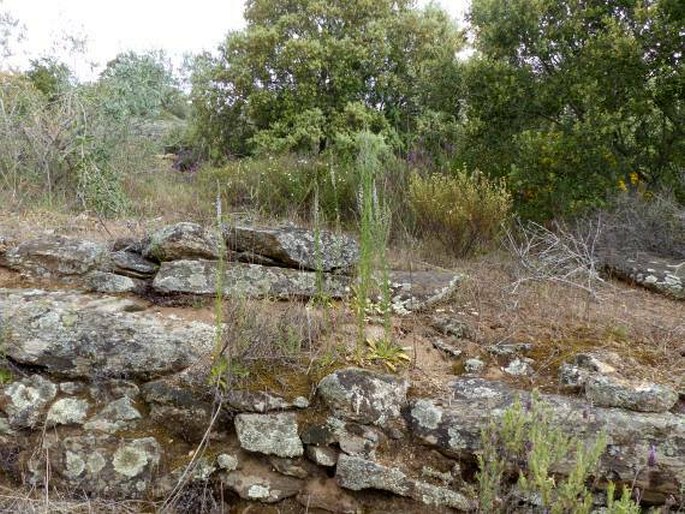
<box><xmin>647</xmin><ymin>444</ymin><xmax>657</xmax><ymax>467</ymax></box>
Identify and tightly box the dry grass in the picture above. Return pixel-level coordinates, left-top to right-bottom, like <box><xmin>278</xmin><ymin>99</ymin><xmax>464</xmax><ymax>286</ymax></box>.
<box><xmin>441</xmin><ymin>251</ymin><xmax>685</xmax><ymax>391</ymax></box>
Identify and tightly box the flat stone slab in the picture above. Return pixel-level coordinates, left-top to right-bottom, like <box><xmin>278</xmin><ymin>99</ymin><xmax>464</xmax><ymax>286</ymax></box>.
<box><xmin>224</xmin><ymin>225</ymin><xmax>359</xmax><ymax>272</ymax></box>
<box><xmin>604</xmin><ymin>253</ymin><xmax>685</xmax><ymax>299</ymax></box>
<box><xmin>152</xmin><ymin>259</ymin><xmax>351</xmax><ymax>299</ymax></box>
<box><xmin>388</xmin><ymin>270</ymin><xmax>464</xmax><ymax>314</ymax></box>
<box><xmin>0</xmin><ymin>289</ymin><xmax>215</xmax><ymax>380</ymax></box>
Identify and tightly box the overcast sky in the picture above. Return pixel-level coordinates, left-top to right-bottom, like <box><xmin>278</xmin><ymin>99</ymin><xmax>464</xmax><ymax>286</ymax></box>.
<box><xmin>2</xmin><ymin>0</ymin><xmax>470</xmax><ymax>80</ymax></box>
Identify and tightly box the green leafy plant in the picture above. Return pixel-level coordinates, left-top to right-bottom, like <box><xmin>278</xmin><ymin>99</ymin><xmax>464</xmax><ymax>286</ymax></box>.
<box><xmin>477</xmin><ymin>393</ymin><xmax>609</xmax><ymax>513</ymax></box>
<box><xmin>364</xmin><ymin>338</ymin><xmax>410</xmax><ymax>372</ymax></box>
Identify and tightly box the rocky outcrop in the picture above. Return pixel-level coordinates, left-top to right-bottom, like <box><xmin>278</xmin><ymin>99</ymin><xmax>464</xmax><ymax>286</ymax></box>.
<box><xmin>604</xmin><ymin>253</ymin><xmax>685</xmax><ymax>299</ymax></box>
<box><xmin>407</xmin><ymin>377</ymin><xmax>685</xmax><ymax>503</ymax></box>
<box><xmin>152</xmin><ymin>259</ymin><xmax>351</xmax><ymax>299</ymax></box>
<box><xmin>388</xmin><ymin>270</ymin><xmax>463</xmax><ymax>314</ymax></box>
<box><xmin>234</xmin><ymin>413</ymin><xmax>304</xmax><ymax>458</ymax></box>
<box><xmin>0</xmin><ymin>289</ymin><xmax>215</xmax><ymax>380</ymax></box>
<box><xmin>224</xmin><ymin>225</ymin><xmax>359</xmax><ymax>272</ymax></box>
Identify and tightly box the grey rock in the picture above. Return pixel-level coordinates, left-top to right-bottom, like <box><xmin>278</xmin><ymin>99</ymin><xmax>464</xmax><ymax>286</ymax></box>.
<box><xmin>431</xmin><ymin>315</ymin><xmax>471</xmax><ymax>338</ymax></box>
<box><xmin>317</xmin><ymin>368</ymin><xmax>408</xmax><ymax>431</ymax></box>
<box><xmin>297</xmin><ymin>478</ymin><xmax>361</xmax><ymax>513</ymax></box>
<box><xmin>152</xmin><ymin>259</ymin><xmax>351</xmax><ymax>299</ymax></box>
<box><xmin>110</xmin><ymin>250</ymin><xmax>158</xmax><ymax>278</ymax></box>
<box><xmin>559</xmin><ymin>352</ymin><xmax>621</xmax><ymax>390</ymax></box>
<box><xmin>5</xmin><ymin>236</ymin><xmax>108</xmax><ymax>279</ymax></box>
<box><xmin>487</xmin><ymin>343</ymin><xmax>533</xmax><ymax>358</ymax></box>
<box><xmin>234</xmin><ymin>413</ymin><xmax>303</xmax><ymax>458</ymax></box>
<box><xmin>406</xmin><ymin>378</ymin><xmax>685</xmax><ymax>504</ymax></box>
<box><xmin>335</xmin><ymin>454</ymin><xmax>473</xmax><ymax>511</ymax></box>
<box><xmin>86</xmin><ymin>271</ymin><xmax>141</xmax><ymax>294</ymax></box>
<box><xmin>0</xmin><ymin>289</ymin><xmax>215</xmax><ymax>380</ymax></box>
<box><xmin>83</xmin><ymin>397</ymin><xmax>142</xmax><ymax>433</ymax></box>
<box><xmin>387</xmin><ymin>271</ymin><xmax>464</xmax><ymax>314</ymax></box>
<box><xmin>2</xmin><ymin>374</ymin><xmax>57</xmax><ymax>428</ymax></box>
<box><xmin>585</xmin><ymin>374</ymin><xmax>678</xmax><ymax>413</ymax></box>
<box><xmin>216</xmin><ymin>453</ymin><xmax>239</xmax><ymax>472</ymax></box>
<box><xmin>431</xmin><ymin>339</ymin><xmax>463</xmax><ymax>358</ymax></box>
<box><xmin>143</xmin><ymin>222</ymin><xmax>220</xmax><ymax>262</ymax></box>
<box><xmin>37</xmin><ymin>434</ymin><xmax>161</xmax><ymax>498</ymax></box>
<box><xmin>503</xmin><ymin>358</ymin><xmax>534</xmax><ymax>377</ymax></box>
<box><xmin>224</xmin><ymin>225</ymin><xmax>359</xmax><ymax>272</ymax></box>
<box><xmin>142</xmin><ymin>377</ymin><xmax>214</xmax><ymax>443</ymax></box>
<box><xmin>604</xmin><ymin>254</ymin><xmax>685</xmax><ymax>299</ymax></box>
<box><xmin>301</xmin><ymin>418</ymin><xmax>386</xmax><ymax>459</ymax></box>
<box><xmin>221</xmin><ymin>458</ymin><xmax>303</xmax><ymax>503</ymax></box>
<box><xmin>269</xmin><ymin>456</ymin><xmax>309</xmax><ymax>479</ymax></box>
<box><xmin>464</xmin><ymin>358</ymin><xmax>485</xmax><ymax>374</ymax></box>
<box><xmin>225</xmin><ymin>390</ymin><xmax>308</xmax><ymax>413</ymax></box>
<box><xmin>305</xmin><ymin>445</ymin><xmax>338</xmax><ymax>467</ymax></box>
<box><xmin>46</xmin><ymin>398</ymin><xmax>90</xmax><ymax>426</ymax></box>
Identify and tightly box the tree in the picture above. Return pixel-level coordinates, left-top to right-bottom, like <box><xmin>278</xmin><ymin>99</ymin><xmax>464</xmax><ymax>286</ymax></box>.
<box><xmin>460</xmin><ymin>0</ymin><xmax>684</xmax><ymax>218</ymax></box>
<box><xmin>26</xmin><ymin>57</ymin><xmax>72</xmax><ymax>100</ymax></box>
<box><xmin>99</xmin><ymin>50</ymin><xmax>182</xmax><ymax>120</ymax></box>
<box><xmin>190</xmin><ymin>0</ymin><xmax>463</xmax><ymax>159</ymax></box>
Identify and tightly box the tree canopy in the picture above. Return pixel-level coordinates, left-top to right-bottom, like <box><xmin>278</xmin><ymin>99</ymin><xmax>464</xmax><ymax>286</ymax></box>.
<box><xmin>459</xmin><ymin>0</ymin><xmax>685</xmax><ymax>217</ymax></box>
<box><xmin>190</xmin><ymin>0</ymin><xmax>464</xmax><ymax>159</ymax></box>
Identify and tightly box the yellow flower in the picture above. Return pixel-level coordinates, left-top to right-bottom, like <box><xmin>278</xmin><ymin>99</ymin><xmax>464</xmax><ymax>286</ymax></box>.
<box><xmin>618</xmin><ymin>179</ymin><xmax>628</xmax><ymax>192</ymax></box>
<box><xmin>629</xmin><ymin>171</ymin><xmax>639</xmax><ymax>185</ymax></box>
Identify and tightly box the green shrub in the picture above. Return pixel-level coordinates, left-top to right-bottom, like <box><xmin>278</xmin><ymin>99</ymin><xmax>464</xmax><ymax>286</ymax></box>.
<box><xmin>409</xmin><ymin>167</ymin><xmax>512</xmax><ymax>257</ymax></box>
<box><xmin>478</xmin><ymin>394</ymin><xmax>608</xmax><ymax>513</ymax></box>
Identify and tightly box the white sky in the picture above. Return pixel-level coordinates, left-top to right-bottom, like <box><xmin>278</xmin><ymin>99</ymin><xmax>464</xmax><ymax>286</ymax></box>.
<box><xmin>1</xmin><ymin>0</ymin><xmax>470</xmax><ymax>80</ymax></box>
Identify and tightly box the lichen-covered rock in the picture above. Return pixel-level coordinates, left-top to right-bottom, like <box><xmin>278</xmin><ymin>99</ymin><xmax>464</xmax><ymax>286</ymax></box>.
<box><xmin>387</xmin><ymin>271</ymin><xmax>463</xmax><ymax>314</ymax></box>
<box><xmin>585</xmin><ymin>374</ymin><xmax>678</xmax><ymax>413</ymax></box>
<box><xmin>317</xmin><ymin>368</ymin><xmax>408</xmax><ymax>432</ymax></box>
<box><xmin>153</xmin><ymin>259</ymin><xmax>351</xmax><ymax>299</ymax></box>
<box><xmin>269</xmin><ymin>456</ymin><xmax>310</xmax><ymax>479</ymax></box>
<box><xmin>305</xmin><ymin>445</ymin><xmax>339</xmax><ymax>467</ymax></box>
<box><xmin>46</xmin><ymin>398</ymin><xmax>90</xmax><ymax>426</ymax></box>
<box><xmin>0</xmin><ymin>289</ymin><xmax>215</xmax><ymax>380</ymax></box>
<box><xmin>604</xmin><ymin>254</ymin><xmax>685</xmax><ymax>299</ymax></box>
<box><xmin>110</xmin><ymin>250</ymin><xmax>158</xmax><ymax>278</ymax></box>
<box><xmin>83</xmin><ymin>397</ymin><xmax>142</xmax><ymax>433</ymax></box>
<box><xmin>86</xmin><ymin>271</ymin><xmax>141</xmax><ymax>294</ymax></box>
<box><xmin>142</xmin><ymin>378</ymin><xmax>214</xmax><ymax>442</ymax></box>
<box><xmin>406</xmin><ymin>378</ymin><xmax>685</xmax><ymax>504</ymax></box>
<box><xmin>301</xmin><ymin>418</ymin><xmax>386</xmax><ymax>459</ymax></box>
<box><xmin>5</xmin><ymin>236</ymin><xmax>108</xmax><ymax>278</ymax></box>
<box><xmin>2</xmin><ymin>374</ymin><xmax>57</xmax><ymax>428</ymax></box>
<box><xmin>225</xmin><ymin>390</ymin><xmax>309</xmax><ymax>413</ymax></box>
<box><xmin>221</xmin><ymin>458</ymin><xmax>303</xmax><ymax>503</ymax></box>
<box><xmin>335</xmin><ymin>454</ymin><xmax>473</xmax><ymax>511</ymax></box>
<box><xmin>503</xmin><ymin>358</ymin><xmax>534</xmax><ymax>377</ymax></box>
<box><xmin>224</xmin><ymin>225</ymin><xmax>359</xmax><ymax>272</ymax></box>
<box><xmin>297</xmin><ymin>478</ymin><xmax>361</xmax><ymax>513</ymax></box>
<box><xmin>143</xmin><ymin>222</ymin><xmax>220</xmax><ymax>262</ymax></box>
<box><xmin>464</xmin><ymin>358</ymin><xmax>485</xmax><ymax>374</ymax></box>
<box><xmin>216</xmin><ymin>453</ymin><xmax>239</xmax><ymax>471</ymax></box>
<box><xmin>234</xmin><ymin>413</ymin><xmax>304</xmax><ymax>458</ymax></box>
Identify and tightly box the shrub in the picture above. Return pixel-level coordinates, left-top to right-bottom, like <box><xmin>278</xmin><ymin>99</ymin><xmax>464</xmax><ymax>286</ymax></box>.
<box><xmin>408</xmin><ymin>167</ymin><xmax>512</xmax><ymax>257</ymax></box>
<box><xmin>478</xmin><ymin>394</ymin><xmax>625</xmax><ymax>513</ymax></box>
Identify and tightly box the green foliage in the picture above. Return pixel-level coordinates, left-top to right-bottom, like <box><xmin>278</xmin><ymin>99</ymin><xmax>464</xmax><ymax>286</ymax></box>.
<box><xmin>189</xmin><ymin>0</ymin><xmax>463</xmax><ymax>160</ymax></box>
<box><xmin>460</xmin><ymin>0</ymin><xmax>685</xmax><ymax>219</ymax></box>
<box><xmin>409</xmin><ymin>167</ymin><xmax>512</xmax><ymax>257</ymax></box>
<box><xmin>26</xmin><ymin>57</ymin><xmax>72</xmax><ymax>100</ymax></box>
<box><xmin>478</xmin><ymin>394</ymin><xmax>611</xmax><ymax>513</ymax></box>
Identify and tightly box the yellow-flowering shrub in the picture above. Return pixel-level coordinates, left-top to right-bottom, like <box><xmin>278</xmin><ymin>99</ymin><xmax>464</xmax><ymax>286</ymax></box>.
<box><xmin>409</xmin><ymin>168</ymin><xmax>512</xmax><ymax>256</ymax></box>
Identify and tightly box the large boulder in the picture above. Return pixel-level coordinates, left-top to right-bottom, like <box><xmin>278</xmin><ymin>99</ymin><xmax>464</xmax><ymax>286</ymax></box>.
<box><xmin>406</xmin><ymin>378</ymin><xmax>685</xmax><ymax>504</ymax></box>
<box><xmin>152</xmin><ymin>259</ymin><xmax>351</xmax><ymax>299</ymax></box>
<box><xmin>143</xmin><ymin>222</ymin><xmax>221</xmax><ymax>262</ymax></box>
<box><xmin>0</xmin><ymin>289</ymin><xmax>215</xmax><ymax>380</ymax></box>
<box><xmin>317</xmin><ymin>368</ymin><xmax>408</xmax><ymax>432</ymax></box>
<box><xmin>5</xmin><ymin>236</ymin><xmax>108</xmax><ymax>279</ymax></box>
<box><xmin>224</xmin><ymin>225</ymin><xmax>359</xmax><ymax>272</ymax></box>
